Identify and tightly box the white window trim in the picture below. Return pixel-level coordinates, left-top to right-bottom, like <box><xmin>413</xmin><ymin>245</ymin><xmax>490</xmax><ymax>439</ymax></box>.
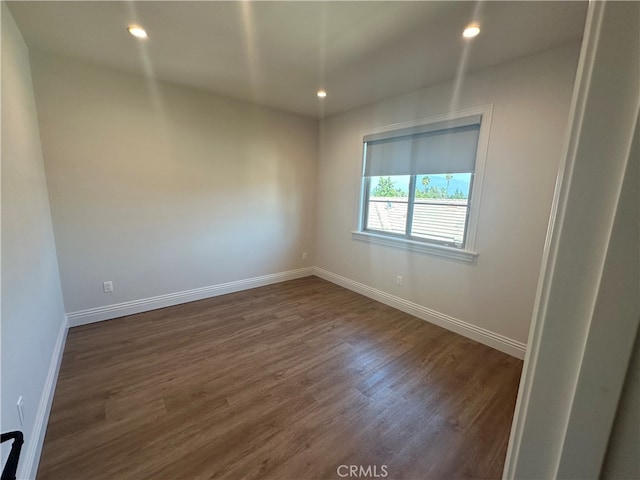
<box><xmin>354</xmin><ymin>104</ymin><xmax>493</xmax><ymax>262</ymax></box>
<box><xmin>351</xmin><ymin>230</ymin><xmax>478</xmax><ymax>263</ymax></box>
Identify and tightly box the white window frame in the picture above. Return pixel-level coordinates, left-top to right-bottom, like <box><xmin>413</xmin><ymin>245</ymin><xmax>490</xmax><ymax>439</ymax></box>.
<box><xmin>352</xmin><ymin>104</ymin><xmax>492</xmax><ymax>263</ymax></box>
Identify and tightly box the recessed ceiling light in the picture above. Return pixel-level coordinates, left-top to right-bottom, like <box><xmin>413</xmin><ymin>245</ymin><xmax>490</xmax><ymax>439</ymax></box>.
<box><xmin>127</xmin><ymin>25</ymin><xmax>148</xmax><ymax>39</ymax></box>
<box><xmin>462</xmin><ymin>25</ymin><xmax>480</xmax><ymax>38</ymax></box>
<box><xmin>317</xmin><ymin>90</ymin><xmax>327</xmax><ymax>98</ymax></box>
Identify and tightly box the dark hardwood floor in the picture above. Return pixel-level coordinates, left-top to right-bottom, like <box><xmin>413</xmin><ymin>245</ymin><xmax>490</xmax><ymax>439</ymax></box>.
<box><xmin>38</xmin><ymin>276</ymin><xmax>522</xmax><ymax>480</ymax></box>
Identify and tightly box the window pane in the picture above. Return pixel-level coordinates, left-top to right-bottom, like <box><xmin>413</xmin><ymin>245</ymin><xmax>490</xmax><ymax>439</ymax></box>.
<box><xmin>367</xmin><ymin>200</ymin><xmax>408</xmax><ymax>234</ymax></box>
<box><xmin>411</xmin><ymin>173</ymin><xmax>472</xmax><ymax>246</ymax></box>
<box><xmin>411</xmin><ymin>202</ymin><xmax>468</xmax><ymax>245</ymax></box>
<box><xmin>366</xmin><ymin>175</ymin><xmax>409</xmax><ymax>235</ymax></box>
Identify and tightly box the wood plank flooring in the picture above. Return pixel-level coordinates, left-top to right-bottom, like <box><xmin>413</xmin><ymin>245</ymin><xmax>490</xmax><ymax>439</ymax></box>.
<box><xmin>38</xmin><ymin>276</ymin><xmax>522</xmax><ymax>480</ymax></box>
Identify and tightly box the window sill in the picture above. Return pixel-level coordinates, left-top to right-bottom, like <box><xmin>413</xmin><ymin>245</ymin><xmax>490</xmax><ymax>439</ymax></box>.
<box><xmin>351</xmin><ymin>231</ymin><xmax>478</xmax><ymax>263</ymax></box>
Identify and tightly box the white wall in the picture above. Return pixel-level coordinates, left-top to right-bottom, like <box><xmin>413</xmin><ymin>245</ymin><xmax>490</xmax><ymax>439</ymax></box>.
<box><xmin>601</xmin><ymin>122</ymin><xmax>639</xmax><ymax>480</ymax></box>
<box><xmin>29</xmin><ymin>51</ymin><xmax>318</xmax><ymax>316</ymax></box>
<box><xmin>602</xmin><ymin>328</ymin><xmax>640</xmax><ymax>479</ymax></box>
<box><xmin>316</xmin><ymin>44</ymin><xmax>580</xmax><ymax>349</ymax></box>
<box><xmin>504</xmin><ymin>2</ymin><xmax>639</xmax><ymax>475</ymax></box>
<box><xmin>1</xmin><ymin>4</ymin><xmax>67</xmax><ymax>477</ymax></box>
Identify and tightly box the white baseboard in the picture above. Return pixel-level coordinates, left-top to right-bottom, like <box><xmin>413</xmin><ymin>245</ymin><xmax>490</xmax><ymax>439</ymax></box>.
<box><xmin>313</xmin><ymin>267</ymin><xmax>526</xmax><ymax>359</ymax></box>
<box><xmin>67</xmin><ymin>268</ymin><xmax>314</xmax><ymax>327</ymax></box>
<box><xmin>18</xmin><ymin>315</ymin><xmax>69</xmax><ymax>480</ymax></box>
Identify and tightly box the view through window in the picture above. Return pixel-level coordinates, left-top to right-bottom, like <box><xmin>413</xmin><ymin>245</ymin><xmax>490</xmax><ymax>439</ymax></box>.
<box><xmin>365</xmin><ymin>173</ymin><xmax>472</xmax><ymax>247</ymax></box>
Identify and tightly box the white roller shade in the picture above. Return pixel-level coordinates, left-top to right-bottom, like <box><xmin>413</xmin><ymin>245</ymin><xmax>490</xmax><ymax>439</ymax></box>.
<box><xmin>364</xmin><ymin>115</ymin><xmax>481</xmax><ymax>176</ymax></box>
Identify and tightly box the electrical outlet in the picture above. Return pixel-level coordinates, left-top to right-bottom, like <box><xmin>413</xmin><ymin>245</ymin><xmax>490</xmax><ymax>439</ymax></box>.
<box><xmin>302</xmin><ymin>252</ymin><xmax>308</xmax><ymax>261</ymax></box>
<box><xmin>396</xmin><ymin>275</ymin><xmax>403</xmax><ymax>286</ymax></box>
<box><xmin>103</xmin><ymin>281</ymin><xmax>113</xmax><ymax>293</ymax></box>
<box><xmin>16</xmin><ymin>396</ymin><xmax>24</xmax><ymax>426</ymax></box>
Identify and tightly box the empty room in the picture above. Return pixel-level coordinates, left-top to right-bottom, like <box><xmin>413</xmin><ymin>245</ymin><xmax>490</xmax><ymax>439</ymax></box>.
<box><xmin>2</xmin><ymin>1</ymin><xmax>638</xmax><ymax>479</ymax></box>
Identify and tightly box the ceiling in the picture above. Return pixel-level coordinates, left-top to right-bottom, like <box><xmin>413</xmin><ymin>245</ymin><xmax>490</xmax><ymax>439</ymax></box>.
<box><xmin>8</xmin><ymin>1</ymin><xmax>588</xmax><ymax>118</ymax></box>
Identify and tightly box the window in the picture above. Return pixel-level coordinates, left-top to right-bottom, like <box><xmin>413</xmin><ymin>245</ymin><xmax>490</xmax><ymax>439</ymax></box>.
<box><xmin>364</xmin><ymin>173</ymin><xmax>472</xmax><ymax>246</ymax></box>
<box><xmin>354</xmin><ymin>108</ymin><xmax>490</xmax><ymax>261</ymax></box>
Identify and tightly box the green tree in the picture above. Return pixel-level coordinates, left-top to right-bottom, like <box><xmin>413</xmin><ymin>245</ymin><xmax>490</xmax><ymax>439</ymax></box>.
<box><xmin>450</xmin><ymin>188</ymin><xmax>467</xmax><ymax>199</ymax></box>
<box><xmin>417</xmin><ymin>175</ymin><xmax>447</xmax><ymax>198</ymax></box>
<box><xmin>371</xmin><ymin>177</ymin><xmax>406</xmax><ymax>197</ymax></box>
<box><xmin>415</xmin><ymin>174</ymin><xmax>469</xmax><ymax>200</ymax></box>
<box><xmin>445</xmin><ymin>174</ymin><xmax>453</xmax><ymax>194</ymax></box>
